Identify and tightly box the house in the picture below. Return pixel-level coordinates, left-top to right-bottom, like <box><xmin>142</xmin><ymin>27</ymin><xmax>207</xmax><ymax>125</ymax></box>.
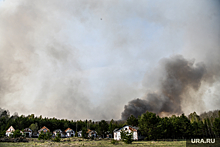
<box><xmin>53</xmin><ymin>129</ymin><xmax>62</xmax><ymax>136</ymax></box>
<box><xmin>23</xmin><ymin>128</ymin><xmax>32</xmax><ymax>137</ymax></box>
<box><xmin>38</xmin><ymin>126</ymin><xmax>50</xmax><ymax>134</ymax></box>
<box><xmin>113</xmin><ymin>125</ymin><xmax>139</xmax><ymax>140</ymax></box>
<box><xmin>6</xmin><ymin>126</ymin><xmax>15</xmax><ymax>137</ymax></box>
<box><xmin>61</xmin><ymin>131</ymin><xmax>66</xmax><ymax>138</ymax></box>
<box><xmin>87</xmin><ymin>129</ymin><xmax>97</xmax><ymax>138</ymax></box>
<box><xmin>65</xmin><ymin>128</ymin><xmax>75</xmax><ymax>137</ymax></box>
<box><xmin>53</xmin><ymin>129</ymin><xmax>67</xmax><ymax>138</ymax></box>
<box><xmin>78</xmin><ymin>131</ymin><xmax>82</xmax><ymax>137</ymax></box>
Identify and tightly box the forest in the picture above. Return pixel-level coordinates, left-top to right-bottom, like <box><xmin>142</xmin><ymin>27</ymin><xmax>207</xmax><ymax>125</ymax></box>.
<box><xmin>0</xmin><ymin>108</ymin><xmax>220</xmax><ymax>140</ymax></box>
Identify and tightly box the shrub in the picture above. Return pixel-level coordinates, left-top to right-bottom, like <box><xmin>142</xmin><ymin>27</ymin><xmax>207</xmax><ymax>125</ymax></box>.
<box><xmin>12</xmin><ymin>130</ymin><xmax>22</xmax><ymax>138</ymax></box>
<box><xmin>111</xmin><ymin>139</ymin><xmax>119</xmax><ymax>145</ymax></box>
<box><xmin>44</xmin><ymin>131</ymin><xmax>52</xmax><ymax>140</ymax></box>
<box><xmin>120</xmin><ymin>130</ymin><xmax>133</xmax><ymax>144</ymax></box>
<box><xmin>53</xmin><ymin>132</ymin><xmax>61</xmax><ymax>142</ymax></box>
<box><xmin>38</xmin><ymin>131</ymin><xmax>52</xmax><ymax>140</ymax></box>
<box><xmin>38</xmin><ymin>131</ymin><xmax>45</xmax><ymax>140</ymax></box>
<box><xmin>0</xmin><ymin>130</ymin><xmax>5</xmax><ymax>138</ymax></box>
<box><xmin>123</xmin><ymin>134</ymin><xmax>132</xmax><ymax>144</ymax></box>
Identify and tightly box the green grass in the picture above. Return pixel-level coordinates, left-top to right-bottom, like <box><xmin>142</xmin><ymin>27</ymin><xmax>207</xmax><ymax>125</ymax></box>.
<box><xmin>0</xmin><ymin>137</ymin><xmax>186</xmax><ymax>147</ymax></box>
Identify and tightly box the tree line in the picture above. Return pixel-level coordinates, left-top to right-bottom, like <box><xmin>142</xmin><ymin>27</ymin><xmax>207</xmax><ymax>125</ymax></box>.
<box><xmin>0</xmin><ymin>107</ymin><xmax>220</xmax><ymax>140</ymax></box>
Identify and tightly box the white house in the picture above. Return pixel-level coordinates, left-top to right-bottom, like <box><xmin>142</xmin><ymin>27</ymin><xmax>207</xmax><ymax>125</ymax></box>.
<box><xmin>78</xmin><ymin>131</ymin><xmax>82</xmax><ymax>137</ymax></box>
<box><xmin>53</xmin><ymin>129</ymin><xmax>66</xmax><ymax>137</ymax></box>
<box><xmin>23</xmin><ymin>128</ymin><xmax>32</xmax><ymax>137</ymax></box>
<box><xmin>65</xmin><ymin>128</ymin><xmax>75</xmax><ymax>137</ymax></box>
<box><xmin>113</xmin><ymin>125</ymin><xmax>139</xmax><ymax>140</ymax></box>
<box><xmin>87</xmin><ymin>129</ymin><xmax>97</xmax><ymax>138</ymax></box>
<box><xmin>6</xmin><ymin>126</ymin><xmax>15</xmax><ymax>137</ymax></box>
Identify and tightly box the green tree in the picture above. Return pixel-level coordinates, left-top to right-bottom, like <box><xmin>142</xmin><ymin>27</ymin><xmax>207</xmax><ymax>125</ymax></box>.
<box><xmin>109</xmin><ymin>119</ymin><xmax>116</xmax><ymax>137</ymax></box>
<box><xmin>213</xmin><ymin>118</ymin><xmax>220</xmax><ymax>137</ymax></box>
<box><xmin>29</xmin><ymin>123</ymin><xmax>38</xmax><ymax>132</ymax></box>
<box><xmin>138</xmin><ymin>111</ymin><xmax>160</xmax><ymax>140</ymax></box>
<box><xmin>0</xmin><ymin>130</ymin><xmax>5</xmax><ymax>138</ymax></box>
<box><xmin>12</xmin><ymin>129</ymin><xmax>22</xmax><ymax>138</ymax></box>
<box><xmin>82</xmin><ymin>127</ymin><xmax>88</xmax><ymax>138</ymax></box>
<box><xmin>127</xmin><ymin>115</ymin><xmax>138</xmax><ymax>126</ymax></box>
<box><xmin>97</xmin><ymin>120</ymin><xmax>109</xmax><ymax>138</ymax></box>
<box><xmin>75</xmin><ymin>131</ymin><xmax>78</xmax><ymax>137</ymax></box>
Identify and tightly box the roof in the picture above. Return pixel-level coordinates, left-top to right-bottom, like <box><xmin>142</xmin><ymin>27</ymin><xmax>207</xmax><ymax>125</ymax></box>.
<box><xmin>113</xmin><ymin>125</ymin><xmax>138</xmax><ymax>132</ymax></box>
<box><xmin>38</xmin><ymin>126</ymin><xmax>50</xmax><ymax>132</ymax></box>
<box><xmin>86</xmin><ymin>129</ymin><xmax>91</xmax><ymax>133</ymax></box>
<box><xmin>65</xmin><ymin>128</ymin><xmax>74</xmax><ymax>133</ymax></box>
<box><xmin>128</xmin><ymin>126</ymin><xmax>138</xmax><ymax>131</ymax></box>
<box><xmin>53</xmin><ymin>129</ymin><xmax>62</xmax><ymax>133</ymax></box>
<box><xmin>23</xmin><ymin>128</ymin><xmax>32</xmax><ymax>132</ymax></box>
<box><xmin>6</xmin><ymin>126</ymin><xmax>15</xmax><ymax>132</ymax></box>
<box><xmin>113</xmin><ymin>128</ymin><xmax>119</xmax><ymax>132</ymax></box>
<box><xmin>88</xmin><ymin>130</ymin><xmax>97</xmax><ymax>135</ymax></box>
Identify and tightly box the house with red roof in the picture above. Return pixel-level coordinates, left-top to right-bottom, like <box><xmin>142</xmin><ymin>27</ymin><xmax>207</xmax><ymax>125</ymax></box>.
<box><xmin>65</xmin><ymin>128</ymin><xmax>75</xmax><ymax>137</ymax></box>
<box><xmin>6</xmin><ymin>126</ymin><xmax>15</xmax><ymax>137</ymax></box>
<box><xmin>38</xmin><ymin>126</ymin><xmax>50</xmax><ymax>134</ymax></box>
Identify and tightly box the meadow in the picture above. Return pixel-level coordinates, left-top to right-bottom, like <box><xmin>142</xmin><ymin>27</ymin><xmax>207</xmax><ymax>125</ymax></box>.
<box><xmin>0</xmin><ymin>137</ymin><xmax>186</xmax><ymax>147</ymax></box>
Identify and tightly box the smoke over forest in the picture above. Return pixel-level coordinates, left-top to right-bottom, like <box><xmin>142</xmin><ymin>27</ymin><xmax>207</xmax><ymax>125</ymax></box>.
<box><xmin>122</xmin><ymin>55</ymin><xmax>208</xmax><ymax>119</ymax></box>
<box><xmin>0</xmin><ymin>0</ymin><xmax>219</xmax><ymax>120</ymax></box>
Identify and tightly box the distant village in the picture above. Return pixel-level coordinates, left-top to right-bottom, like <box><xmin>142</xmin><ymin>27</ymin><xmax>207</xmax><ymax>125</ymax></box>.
<box><xmin>5</xmin><ymin>125</ymin><xmax>142</xmax><ymax>140</ymax></box>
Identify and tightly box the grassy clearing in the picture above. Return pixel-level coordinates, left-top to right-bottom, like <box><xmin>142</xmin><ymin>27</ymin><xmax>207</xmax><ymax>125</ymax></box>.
<box><xmin>0</xmin><ymin>137</ymin><xmax>186</xmax><ymax>146</ymax></box>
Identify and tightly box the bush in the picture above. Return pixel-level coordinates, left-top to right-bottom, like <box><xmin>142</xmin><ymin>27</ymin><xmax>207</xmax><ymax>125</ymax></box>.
<box><xmin>44</xmin><ymin>131</ymin><xmax>52</xmax><ymax>140</ymax></box>
<box><xmin>12</xmin><ymin>130</ymin><xmax>22</xmax><ymax>138</ymax></box>
<box><xmin>0</xmin><ymin>130</ymin><xmax>5</xmax><ymax>138</ymax></box>
<box><xmin>120</xmin><ymin>130</ymin><xmax>133</xmax><ymax>144</ymax></box>
<box><xmin>38</xmin><ymin>131</ymin><xmax>52</xmax><ymax>140</ymax></box>
<box><xmin>53</xmin><ymin>132</ymin><xmax>61</xmax><ymax>142</ymax></box>
<box><xmin>111</xmin><ymin>139</ymin><xmax>119</xmax><ymax>145</ymax></box>
<box><xmin>123</xmin><ymin>134</ymin><xmax>132</xmax><ymax>144</ymax></box>
<box><xmin>38</xmin><ymin>131</ymin><xmax>44</xmax><ymax>140</ymax></box>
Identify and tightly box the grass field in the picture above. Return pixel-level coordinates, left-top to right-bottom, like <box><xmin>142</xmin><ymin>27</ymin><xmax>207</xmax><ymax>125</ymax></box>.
<box><xmin>0</xmin><ymin>137</ymin><xmax>186</xmax><ymax>147</ymax></box>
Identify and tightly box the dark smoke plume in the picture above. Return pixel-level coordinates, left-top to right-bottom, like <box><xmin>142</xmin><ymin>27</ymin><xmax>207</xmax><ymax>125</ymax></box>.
<box><xmin>122</xmin><ymin>55</ymin><xmax>207</xmax><ymax>120</ymax></box>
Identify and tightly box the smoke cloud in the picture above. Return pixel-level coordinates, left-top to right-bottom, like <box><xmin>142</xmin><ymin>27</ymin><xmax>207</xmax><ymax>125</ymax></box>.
<box><xmin>122</xmin><ymin>55</ymin><xmax>208</xmax><ymax>119</ymax></box>
<box><xmin>0</xmin><ymin>0</ymin><xmax>219</xmax><ymax>120</ymax></box>
<box><xmin>121</xmin><ymin>0</ymin><xmax>220</xmax><ymax>119</ymax></box>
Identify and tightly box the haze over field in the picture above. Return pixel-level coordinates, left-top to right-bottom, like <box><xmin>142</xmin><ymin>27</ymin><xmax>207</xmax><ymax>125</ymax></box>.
<box><xmin>0</xmin><ymin>0</ymin><xmax>219</xmax><ymax>120</ymax></box>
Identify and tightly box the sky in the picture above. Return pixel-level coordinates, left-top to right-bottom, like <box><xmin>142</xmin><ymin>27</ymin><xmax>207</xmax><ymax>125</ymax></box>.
<box><xmin>0</xmin><ymin>0</ymin><xmax>219</xmax><ymax>120</ymax></box>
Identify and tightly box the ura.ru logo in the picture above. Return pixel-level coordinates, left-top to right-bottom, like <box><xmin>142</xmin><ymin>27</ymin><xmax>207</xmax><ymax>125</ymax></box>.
<box><xmin>191</xmin><ymin>138</ymin><xmax>215</xmax><ymax>143</ymax></box>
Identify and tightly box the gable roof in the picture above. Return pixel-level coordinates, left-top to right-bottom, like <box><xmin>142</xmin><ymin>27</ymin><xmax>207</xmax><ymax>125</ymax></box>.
<box><xmin>88</xmin><ymin>130</ymin><xmax>97</xmax><ymax>135</ymax></box>
<box><xmin>53</xmin><ymin>129</ymin><xmax>62</xmax><ymax>133</ymax></box>
<box><xmin>6</xmin><ymin>126</ymin><xmax>15</xmax><ymax>132</ymax></box>
<box><xmin>86</xmin><ymin>129</ymin><xmax>91</xmax><ymax>133</ymax></box>
<box><xmin>128</xmin><ymin>126</ymin><xmax>138</xmax><ymax>131</ymax></box>
<box><xmin>38</xmin><ymin>126</ymin><xmax>50</xmax><ymax>132</ymax></box>
<box><xmin>113</xmin><ymin>125</ymin><xmax>138</xmax><ymax>132</ymax></box>
<box><xmin>65</xmin><ymin>128</ymin><xmax>74</xmax><ymax>133</ymax></box>
<box><xmin>23</xmin><ymin>128</ymin><xmax>32</xmax><ymax>132</ymax></box>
